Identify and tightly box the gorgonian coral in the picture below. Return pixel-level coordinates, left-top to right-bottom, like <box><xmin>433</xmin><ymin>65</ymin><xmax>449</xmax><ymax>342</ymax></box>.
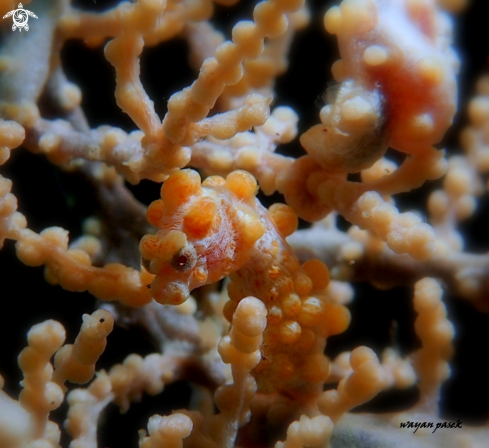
<box><xmin>1</xmin><ymin>0</ymin><xmax>489</xmax><ymax>447</ymax></box>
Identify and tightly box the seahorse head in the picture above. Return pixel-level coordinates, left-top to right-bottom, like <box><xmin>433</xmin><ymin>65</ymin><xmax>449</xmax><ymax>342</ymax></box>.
<box><xmin>140</xmin><ymin>169</ymin><xmax>265</xmax><ymax>305</ymax></box>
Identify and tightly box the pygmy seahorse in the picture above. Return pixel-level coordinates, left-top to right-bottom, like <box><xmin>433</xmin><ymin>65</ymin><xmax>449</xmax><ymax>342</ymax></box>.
<box><xmin>140</xmin><ymin>169</ymin><xmax>350</xmax><ymax>394</ymax></box>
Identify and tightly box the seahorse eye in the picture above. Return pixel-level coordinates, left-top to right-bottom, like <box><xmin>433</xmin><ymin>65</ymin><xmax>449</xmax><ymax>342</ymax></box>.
<box><xmin>175</xmin><ymin>254</ymin><xmax>188</xmax><ymax>267</ymax></box>
<box><xmin>170</xmin><ymin>245</ymin><xmax>197</xmax><ymax>272</ymax></box>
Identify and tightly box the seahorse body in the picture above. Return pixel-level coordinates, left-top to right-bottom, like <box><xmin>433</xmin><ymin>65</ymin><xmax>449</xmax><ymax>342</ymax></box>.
<box><xmin>141</xmin><ymin>169</ymin><xmax>351</xmax><ymax>394</ymax></box>
<box><xmin>226</xmin><ymin>204</ymin><xmax>350</xmax><ymax>394</ymax></box>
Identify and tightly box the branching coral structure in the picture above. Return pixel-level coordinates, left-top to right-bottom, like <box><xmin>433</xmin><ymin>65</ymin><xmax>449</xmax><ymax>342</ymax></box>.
<box><xmin>1</xmin><ymin>0</ymin><xmax>489</xmax><ymax>447</ymax></box>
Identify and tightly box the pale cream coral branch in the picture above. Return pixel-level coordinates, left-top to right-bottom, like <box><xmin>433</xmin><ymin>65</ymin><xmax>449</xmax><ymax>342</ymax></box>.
<box><xmin>18</xmin><ymin>320</ymin><xmax>66</xmax><ymax>440</ymax></box>
<box><xmin>59</xmin><ymin>0</ymin><xmax>226</xmax><ymax>47</ymax></box>
<box><xmin>0</xmin><ymin>118</ymin><xmax>25</xmax><ymax>165</ymax></box>
<box><xmin>59</xmin><ymin>0</ymin><xmax>184</xmax><ymax>45</ymax></box>
<box><xmin>65</xmin><ymin>350</ymin><xmax>195</xmax><ymax>448</ymax></box>
<box><xmin>190</xmin><ymin>106</ymin><xmax>297</xmax><ymax>194</ymax></box>
<box><xmin>139</xmin><ymin>413</ymin><xmax>193</xmax><ymax>448</ymax></box>
<box><xmin>2</xmin><ymin>0</ymin><xmax>303</xmax><ymax>185</ymax></box>
<box><xmin>275</xmin><ymin>414</ymin><xmax>334</xmax><ymax>448</ymax></box>
<box><xmin>65</xmin><ymin>373</ymin><xmax>114</xmax><ymax>448</ymax></box>
<box><xmin>0</xmin><ymin>311</ymin><xmax>114</xmax><ymax>447</ymax></box>
<box><xmin>13</xmin><ymin>226</ymin><xmax>153</xmax><ymax>306</ymax></box>
<box><xmin>287</xmin><ymin>217</ymin><xmax>489</xmax><ymax>307</ymax></box>
<box><xmin>53</xmin><ymin>309</ymin><xmax>115</xmax><ymax>388</ymax></box>
<box><xmin>162</xmin><ymin>0</ymin><xmax>305</xmax><ymax>146</ymax></box>
<box><xmin>278</xmin><ymin>147</ymin><xmax>448</xmax><ymax>261</ymax></box>
<box><xmin>412</xmin><ymin>278</ymin><xmax>454</xmax><ymax>414</ymax></box>
<box><xmin>14</xmin><ymin>95</ymin><xmax>279</xmax><ymax>185</ymax></box>
<box><xmin>327</xmin><ymin>348</ymin><xmax>416</xmax><ymax>391</ymax></box>
<box><xmin>0</xmin><ymin>385</ymin><xmax>31</xmax><ymax>448</ymax></box>
<box><xmin>217</xmin><ymin>6</ymin><xmax>310</xmax><ymax>110</ymax></box>
<box><xmin>101</xmin><ymin>0</ymin><xmax>305</xmax><ymax>181</ymax></box>
<box><xmin>212</xmin><ymin>297</ymin><xmax>267</xmax><ymax>448</ymax></box>
<box><xmin>317</xmin><ymin>346</ymin><xmax>387</xmax><ymax>423</ymax></box>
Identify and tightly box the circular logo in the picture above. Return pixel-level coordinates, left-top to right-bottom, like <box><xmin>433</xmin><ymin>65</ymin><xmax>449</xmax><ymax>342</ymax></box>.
<box><xmin>13</xmin><ymin>9</ymin><xmax>27</xmax><ymax>28</ymax></box>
